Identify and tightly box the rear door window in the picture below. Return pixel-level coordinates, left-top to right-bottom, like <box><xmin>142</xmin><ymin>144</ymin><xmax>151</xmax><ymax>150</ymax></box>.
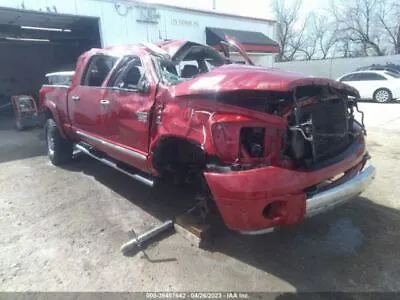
<box><xmin>340</xmin><ymin>74</ymin><xmax>356</xmax><ymax>81</ymax></box>
<box><xmin>81</xmin><ymin>55</ymin><xmax>118</xmax><ymax>87</ymax></box>
<box><xmin>357</xmin><ymin>72</ymin><xmax>386</xmax><ymax>81</ymax></box>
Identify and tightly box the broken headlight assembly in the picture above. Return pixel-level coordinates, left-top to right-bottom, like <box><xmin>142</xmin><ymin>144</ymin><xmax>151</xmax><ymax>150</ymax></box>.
<box><xmin>239</xmin><ymin>127</ymin><xmax>266</xmax><ymax>158</ymax></box>
<box><xmin>212</xmin><ymin>123</ymin><xmax>268</xmax><ymax>163</ymax></box>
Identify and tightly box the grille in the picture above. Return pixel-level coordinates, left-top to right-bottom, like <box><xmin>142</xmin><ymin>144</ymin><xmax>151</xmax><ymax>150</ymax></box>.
<box><xmin>310</xmin><ymin>100</ymin><xmax>351</xmax><ymax>161</ymax></box>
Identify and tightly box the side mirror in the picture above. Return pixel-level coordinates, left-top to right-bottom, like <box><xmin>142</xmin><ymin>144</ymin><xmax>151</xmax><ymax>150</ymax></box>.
<box><xmin>137</xmin><ymin>77</ymin><xmax>150</xmax><ymax>94</ymax></box>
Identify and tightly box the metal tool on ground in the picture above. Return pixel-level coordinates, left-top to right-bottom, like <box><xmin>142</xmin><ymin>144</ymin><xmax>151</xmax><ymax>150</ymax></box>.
<box><xmin>120</xmin><ymin>220</ymin><xmax>174</xmax><ymax>255</ymax></box>
<box><xmin>120</xmin><ymin>201</ymin><xmax>213</xmax><ymax>255</ymax></box>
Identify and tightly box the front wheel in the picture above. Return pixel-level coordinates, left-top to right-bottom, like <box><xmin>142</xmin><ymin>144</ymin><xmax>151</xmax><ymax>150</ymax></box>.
<box><xmin>45</xmin><ymin>118</ymin><xmax>73</xmax><ymax>165</ymax></box>
<box><xmin>373</xmin><ymin>88</ymin><xmax>392</xmax><ymax>103</ymax></box>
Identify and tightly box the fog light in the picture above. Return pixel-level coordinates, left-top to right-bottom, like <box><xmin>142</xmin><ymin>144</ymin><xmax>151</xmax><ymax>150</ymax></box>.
<box><xmin>262</xmin><ymin>201</ymin><xmax>286</xmax><ymax>220</ymax></box>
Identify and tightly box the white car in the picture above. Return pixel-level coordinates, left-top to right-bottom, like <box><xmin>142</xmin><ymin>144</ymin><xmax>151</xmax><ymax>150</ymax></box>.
<box><xmin>337</xmin><ymin>70</ymin><xmax>400</xmax><ymax>102</ymax></box>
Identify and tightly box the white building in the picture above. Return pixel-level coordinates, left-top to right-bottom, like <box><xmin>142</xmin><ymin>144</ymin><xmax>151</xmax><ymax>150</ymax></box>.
<box><xmin>0</xmin><ymin>0</ymin><xmax>278</xmax><ymax>102</ymax></box>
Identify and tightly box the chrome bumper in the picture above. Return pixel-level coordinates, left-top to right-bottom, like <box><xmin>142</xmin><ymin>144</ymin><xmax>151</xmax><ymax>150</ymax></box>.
<box><xmin>240</xmin><ymin>165</ymin><xmax>375</xmax><ymax>235</ymax></box>
<box><xmin>305</xmin><ymin>165</ymin><xmax>376</xmax><ymax>218</ymax></box>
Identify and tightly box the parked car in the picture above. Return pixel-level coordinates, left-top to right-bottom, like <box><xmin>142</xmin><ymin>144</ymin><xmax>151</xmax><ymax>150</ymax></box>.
<box><xmin>355</xmin><ymin>64</ymin><xmax>400</xmax><ymax>74</ymax></box>
<box><xmin>38</xmin><ymin>37</ymin><xmax>375</xmax><ymax>235</ymax></box>
<box><xmin>337</xmin><ymin>70</ymin><xmax>400</xmax><ymax>102</ymax></box>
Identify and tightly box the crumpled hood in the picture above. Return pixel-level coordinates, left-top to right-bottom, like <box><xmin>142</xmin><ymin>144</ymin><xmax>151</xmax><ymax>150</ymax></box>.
<box><xmin>172</xmin><ymin>64</ymin><xmax>360</xmax><ymax>98</ymax></box>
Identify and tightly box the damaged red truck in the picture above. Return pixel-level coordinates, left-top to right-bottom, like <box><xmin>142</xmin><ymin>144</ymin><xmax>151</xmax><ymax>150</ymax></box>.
<box><xmin>39</xmin><ymin>38</ymin><xmax>375</xmax><ymax>234</ymax></box>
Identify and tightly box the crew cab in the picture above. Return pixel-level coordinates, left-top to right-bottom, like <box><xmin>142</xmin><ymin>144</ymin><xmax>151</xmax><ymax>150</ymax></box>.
<box><xmin>39</xmin><ymin>38</ymin><xmax>375</xmax><ymax>234</ymax></box>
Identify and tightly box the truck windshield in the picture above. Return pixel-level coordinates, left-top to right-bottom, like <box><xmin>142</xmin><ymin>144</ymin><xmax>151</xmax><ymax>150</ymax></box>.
<box><xmin>155</xmin><ymin>58</ymin><xmax>186</xmax><ymax>86</ymax></box>
<box><xmin>153</xmin><ymin>46</ymin><xmax>226</xmax><ymax>86</ymax></box>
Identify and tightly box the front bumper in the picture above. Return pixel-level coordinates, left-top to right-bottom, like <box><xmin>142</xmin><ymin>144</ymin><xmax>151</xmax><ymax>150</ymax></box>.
<box><xmin>239</xmin><ymin>164</ymin><xmax>375</xmax><ymax>235</ymax></box>
<box><xmin>204</xmin><ymin>139</ymin><xmax>375</xmax><ymax>234</ymax></box>
<box><xmin>305</xmin><ymin>165</ymin><xmax>375</xmax><ymax>218</ymax></box>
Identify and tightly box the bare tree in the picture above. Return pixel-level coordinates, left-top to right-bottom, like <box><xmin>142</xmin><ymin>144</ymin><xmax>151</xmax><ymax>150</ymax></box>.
<box><xmin>297</xmin><ymin>14</ymin><xmax>317</xmax><ymax>60</ymax></box>
<box><xmin>313</xmin><ymin>15</ymin><xmax>338</xmax><ymax>59</ymax></box>
<box><xmin>338</xmin><ymin>39</ymin><xmax>352</xmax><ymax>58</ymax></box>
<box><xmin>298</xmin><ymin>40</ymin><xmax>317</xmax><ymax>60</ymax></box>
<box><xmin>273</xmin><ymin>0</ymin><xmax>307</xmax><ymax>61</ymax></box>
<box><xmin>330</xmin><ymin>0</ymin><xmax>385</xmax><ymax>56</ymax></box>
<box><xmin>273</xmin><ymin>0</ymin><xmax>400</xmax><ymax>60</ymax></box>
<box><xmin>378</xmin><ymin>0</ymin><xmax>400</xmax><ymax>54</ymax></box>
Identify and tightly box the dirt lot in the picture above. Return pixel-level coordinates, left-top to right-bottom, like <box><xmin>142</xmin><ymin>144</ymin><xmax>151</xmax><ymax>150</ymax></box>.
<box><xmin>1</xmin><ymin>102</ymin><xmax>400</xmax><ymax>292</ymax></box>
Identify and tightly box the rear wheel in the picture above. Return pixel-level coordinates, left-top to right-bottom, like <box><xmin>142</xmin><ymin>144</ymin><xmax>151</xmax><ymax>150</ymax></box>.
<box><xmin>373</xmin><ymin>88</ymin><xmax>392</xmax><ymax>103</ymax></box>
<box><xmin>45</xmin><ymin>118</ymin><xmax>73</xmax><ymax>165</ymax></box>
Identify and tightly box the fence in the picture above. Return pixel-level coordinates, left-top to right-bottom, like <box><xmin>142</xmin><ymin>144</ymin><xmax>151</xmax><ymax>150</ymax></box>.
<box><xmin>272</xmin><ymin>54</ymin><xmax>400</xmax><ymax>79</ymax></box>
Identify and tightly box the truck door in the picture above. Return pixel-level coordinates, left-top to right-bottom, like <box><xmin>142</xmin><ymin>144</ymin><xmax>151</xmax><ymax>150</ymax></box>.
<box><xmin>68</xmin><ymin>54</ymin><xmax>118</xmax><ymax>140</ymax></box>
<box><xmin>102</xmin><ymin>55</ymin><xmax>154</xmax><ymax>168</ymax></box>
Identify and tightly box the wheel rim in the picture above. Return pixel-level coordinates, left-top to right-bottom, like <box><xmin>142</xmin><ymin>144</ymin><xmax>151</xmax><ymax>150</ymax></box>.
<box><xmin>46</xmin><ymin>128</ymin><xmax>55</xmax><ymax>156</ymax></box>
<box><xmin>375</xmin><ymin>90</ymin><xmax>389</xmax><ymax>102</ymax></box>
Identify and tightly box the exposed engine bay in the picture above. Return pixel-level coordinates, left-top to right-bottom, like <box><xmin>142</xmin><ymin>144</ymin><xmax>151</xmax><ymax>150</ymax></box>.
<box><xmin>155</xmin><ymin>40</ymin><xmax>366</xmax><ymax>171</ymax></box>
<box><xmin>212</xmin><ymin>85</ymin><xmax>365</xmax><ymax>170</ymax></box>
<box><xmin>285</xmin><ymin>86</ymin><xmax>365</xmax><ymax>169</ymax></box>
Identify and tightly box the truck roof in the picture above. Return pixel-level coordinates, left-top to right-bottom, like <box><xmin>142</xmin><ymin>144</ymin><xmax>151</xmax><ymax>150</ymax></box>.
<box><xmin>87</xmin><ymin>40</ymin><xmax>191</xmax><ymax>59</ymax></box>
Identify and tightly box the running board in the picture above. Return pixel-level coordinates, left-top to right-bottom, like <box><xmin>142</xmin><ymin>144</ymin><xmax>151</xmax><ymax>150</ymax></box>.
<box><xmin>75</xmin><ymin>144</ymin><xmax>154</xmax><ymax>187</ymax></box>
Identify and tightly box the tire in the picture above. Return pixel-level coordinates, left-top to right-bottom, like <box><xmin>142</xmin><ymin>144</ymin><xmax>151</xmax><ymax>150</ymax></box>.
<box><xmin>45</xmin><ymin>118</ymin><xmax>73</xmax><ymax>165</ymax></box>
<box><xmin>373</xmin><ymin>88</ymin><xmax>392</xmax><ymax>103</ymax></box>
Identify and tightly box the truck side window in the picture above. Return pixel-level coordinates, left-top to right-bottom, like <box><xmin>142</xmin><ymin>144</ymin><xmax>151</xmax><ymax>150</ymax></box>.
<box><xmin>82</xmin><ymin>55</ymin><xmax>117</xmax><ymax>87</ymax></box>
<box><xmin>108</xmin><ymin>56</ymin><xmax>144</xmax><ymax>90</ymax></box>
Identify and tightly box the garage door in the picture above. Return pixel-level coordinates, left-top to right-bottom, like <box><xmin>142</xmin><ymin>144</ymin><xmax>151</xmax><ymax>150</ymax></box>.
<box><xmin>0</xmin><ymin>8</ymin><xmax>101</xmax><ymax>110</ymax></box>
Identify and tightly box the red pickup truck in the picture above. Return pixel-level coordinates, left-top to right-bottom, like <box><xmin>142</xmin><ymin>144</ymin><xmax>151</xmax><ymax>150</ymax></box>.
<box><xmin>39</xmin><ymin>38</ymin><xmax>375</xmax><ymax>234</ymax></box>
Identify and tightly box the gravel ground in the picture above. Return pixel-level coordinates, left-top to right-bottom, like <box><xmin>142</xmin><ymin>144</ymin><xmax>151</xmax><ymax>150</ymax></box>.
<box><xmin>0</xmin><ymin>102</ymin><xmax>400</xmax><ymax>292</ymax></box>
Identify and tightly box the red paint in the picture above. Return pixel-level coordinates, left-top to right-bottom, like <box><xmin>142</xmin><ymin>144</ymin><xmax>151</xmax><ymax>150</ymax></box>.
<box><xmin>172</xmin><ymin>64</ymin><xmax>359</xmax><ymax>97</ymax></box>
<box><xmin>156</xmin><ymin>40</ymin><xmax>189</xmax><ymax>58</ymax></box>
<box><xmin>224</xmin><ymin>35</ymin><xmax>256</xmax><ymax>65</ymax></box>
<box><xmin>11</xmin><ymin>95</ymin><xmax>39</xmax><ymax>128</ymax></box>
<box><xmin>209</xmin><ymin>113</ymin><xmax>284</xmax><ymax>165</ymax></box>
<box><xmin>204</xmin><ymin>137</ymin><xmax>366</xmax><ymax>231</ymax></box>
<box><xmin>39</xmin><ymin>40</ymin><xmax>368</xmax><ymax>233</ymax></box>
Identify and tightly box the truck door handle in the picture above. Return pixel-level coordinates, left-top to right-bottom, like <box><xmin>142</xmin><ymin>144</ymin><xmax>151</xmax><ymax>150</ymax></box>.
<box><xmin>71</xmin><ymin>96</ymin><xmax>80</xmax><ymax>101</ymax></box>
<box><xmin>100</xmin><ymin>99</ymin><xmax>110</xmax><ymax>105</ymax></box>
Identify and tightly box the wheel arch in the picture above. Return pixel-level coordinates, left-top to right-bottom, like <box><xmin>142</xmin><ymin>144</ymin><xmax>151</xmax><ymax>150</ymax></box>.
<box><xmin>42</xmin><ymin>101</ymin><xmax>67</xmax><ymax>138</ymax></box>
<box><xmin>151</xmin><ymin>135</ymin><xmax>208</xmax><ymax>176</ymax></box>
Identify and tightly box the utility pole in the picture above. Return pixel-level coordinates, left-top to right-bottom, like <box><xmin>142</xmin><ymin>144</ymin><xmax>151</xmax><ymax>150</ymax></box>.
<box><xmin>212</xmin><ymin>0</ymin><xmax>216</xmax><ymax>10</ymax></box>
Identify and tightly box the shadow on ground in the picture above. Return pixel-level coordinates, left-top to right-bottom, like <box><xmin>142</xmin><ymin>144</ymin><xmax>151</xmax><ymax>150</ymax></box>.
<box><xmin>210</xmin><ymin>197</ymin><xmax>400</xmax><ymax>291</ymax></box>
<box><xmin>0</xmin><ymin>115</ymin><xmax>45</xmax><ymax>163</ymax></box>
<box><xmin>61</xmin><ymin>154</ymin><xmax>400</xmax><ymax>291</ymax></box>
<box><xmin>61</xmin><ymin>155</ymin><xmax>199</xmax><ymax>223</ymax></box>
<box><xmin>2</xmin><ymin>117</ymin><xmax>399</xmax><ymax>291</ymax></box>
